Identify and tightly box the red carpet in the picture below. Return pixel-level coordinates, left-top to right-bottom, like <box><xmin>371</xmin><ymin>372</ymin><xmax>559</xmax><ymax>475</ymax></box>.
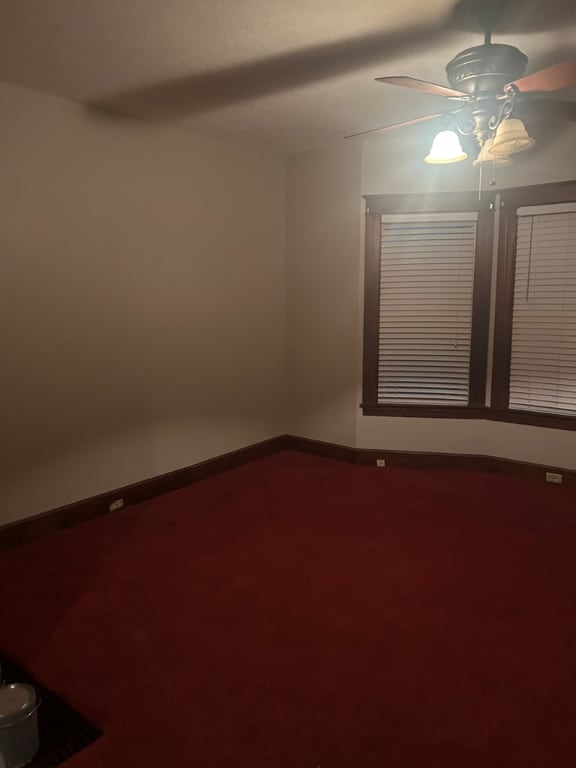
<box><xmin>2</xmin><ymin>450</ymin><xmax>576</xmax><ymax>767</ymax></box>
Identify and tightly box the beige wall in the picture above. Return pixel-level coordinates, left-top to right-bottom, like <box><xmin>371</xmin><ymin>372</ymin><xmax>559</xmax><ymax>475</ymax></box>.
<box><xmin>286</xmin><ymin>142</ymin><xmax>363</xmax><ymax>447</ymax></box>
<box><xmin>0</xmin><ymin>82</ymin><xmax>286</xmax><ymax>524</ymax></box>
<box><xmin>286</xmin><ymin>126</ymin><xmax>576</xmax><ymax>469</ymax></box>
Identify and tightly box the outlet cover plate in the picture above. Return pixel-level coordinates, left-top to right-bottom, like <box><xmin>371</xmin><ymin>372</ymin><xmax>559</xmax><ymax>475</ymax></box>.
<box><xmin>545</xmin><ymin>472</ymin><xmax>563</xmax><ymax>484</ymax></box>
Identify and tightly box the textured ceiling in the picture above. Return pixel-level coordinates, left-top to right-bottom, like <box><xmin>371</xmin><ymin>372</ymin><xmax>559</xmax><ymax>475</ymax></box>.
<box><xmin>0</xmin><ymin>0</ymin><xmax>574</xmax><ymax>152</ymax></box>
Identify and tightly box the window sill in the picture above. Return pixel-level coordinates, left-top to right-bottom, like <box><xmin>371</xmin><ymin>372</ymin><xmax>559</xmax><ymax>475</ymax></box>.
<box><xmin>361</xmin><ymin>404</ymin><xmax>487</xmax><ymax>418</ymax></box>
<box><xmin>361</xmin><ymin>404</ymin><xmax>576</xmax><ymax>431</ymax></box>
<box><xmin>486</xmin><ymin>409</ymin><xmax>576</xmax><ymax>432</ymax></box>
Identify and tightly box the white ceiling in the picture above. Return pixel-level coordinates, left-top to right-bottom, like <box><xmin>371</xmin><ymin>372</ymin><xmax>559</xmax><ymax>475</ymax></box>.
<box><xmin>0</xmin><ymin>0</ymin><xmax>574</xmax><ymax>152</ymax></box>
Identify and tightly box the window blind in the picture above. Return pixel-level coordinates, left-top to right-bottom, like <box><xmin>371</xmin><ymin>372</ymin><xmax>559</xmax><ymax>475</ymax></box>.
<box><xmin>377</xmin><ymin>212</ymin><xmax>477</xmax><ymax>405</ymax></box>
<box><xmin>509</xmin><ymin>203</ymin><xmax>576</xmax><ymax>416</ymax></box>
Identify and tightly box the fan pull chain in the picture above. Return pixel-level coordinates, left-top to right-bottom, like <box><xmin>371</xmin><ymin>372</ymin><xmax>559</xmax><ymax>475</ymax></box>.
<box><xmin>478</xmin><ymin>160</ymin><xmax>483</xmax><ymax>201</ymax></box>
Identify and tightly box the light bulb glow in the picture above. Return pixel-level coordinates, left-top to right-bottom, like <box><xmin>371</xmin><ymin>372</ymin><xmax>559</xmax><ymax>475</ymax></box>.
<box><xmin>424</xmin><ymin>130</ymin><xmax>467</xmax><ymax>165</ymax></box>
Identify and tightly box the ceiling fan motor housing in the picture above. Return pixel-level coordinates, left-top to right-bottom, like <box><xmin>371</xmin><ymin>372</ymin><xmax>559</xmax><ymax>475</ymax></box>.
<box><xmin>446</xmin><ymin>44</ymin><xmax>528</xmax><ymax>94</ymax></box>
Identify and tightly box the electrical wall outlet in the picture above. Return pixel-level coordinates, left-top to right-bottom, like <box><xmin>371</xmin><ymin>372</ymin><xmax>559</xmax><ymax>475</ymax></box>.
<box><xmin>376</xmin><ymin>459</ymin><xmax>386</xmax><ymax>468</ymax></box>
<box><xmin>545</xmin><ymin>472</ymin><xmax>563</xmax><ymax>485</ymax></box>
<box><xmin>109</xmin><ymin>498</ymin><xmax>125</xmax><ymax>512</ymax></box>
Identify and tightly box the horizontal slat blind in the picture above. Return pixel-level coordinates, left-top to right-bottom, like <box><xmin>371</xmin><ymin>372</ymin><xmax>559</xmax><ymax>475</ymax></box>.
<box><xmin>509</xmin><ymin>204</ymin><xmax>576</xmax><ymax>415</ymax></box>
<box><xmin>378</xmin><ymin>213</ymin><xmax>477</xmax><ymax>405</ymax></box>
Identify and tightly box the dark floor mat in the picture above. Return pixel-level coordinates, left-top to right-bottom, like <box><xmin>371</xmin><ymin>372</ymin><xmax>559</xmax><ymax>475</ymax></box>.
<box><xmin>0</xmin><ymin>654</ymin><xmax>102</xmax><ymax>767</ymax></box>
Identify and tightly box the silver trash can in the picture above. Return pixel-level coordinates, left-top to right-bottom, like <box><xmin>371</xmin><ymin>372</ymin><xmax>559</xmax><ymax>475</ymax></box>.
<box><xmin>0</xmin><ymin>684</ymin><xmax>40</xmax><ymax>768</ymax></box>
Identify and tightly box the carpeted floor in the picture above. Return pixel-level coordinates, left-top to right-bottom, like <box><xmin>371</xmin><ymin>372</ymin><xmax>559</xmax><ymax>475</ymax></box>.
<box><xmin>1</xmin><ymin>450</ymin><xmax>576</xmax><ymax>767</ymax></box>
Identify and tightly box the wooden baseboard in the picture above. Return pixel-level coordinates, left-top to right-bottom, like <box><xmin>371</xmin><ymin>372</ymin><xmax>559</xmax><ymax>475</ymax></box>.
<box><xmin>285</xmin><ymin>435</ymin><xmax>576</xmax><ymax>487</ymax></box>
<box><xmin>3</xmin><ymin>433</ymin><xmax>574</xmax><ymax>551</ymax></box>
<box><xmin>0</xmin><ymin>436</ymin><xmax>287</xmax><ymax>551</ymax></box>
<box><xmin>284</xmin><ymin>434</ymin><xmax>357</xmax><ymax>463</ymax></box>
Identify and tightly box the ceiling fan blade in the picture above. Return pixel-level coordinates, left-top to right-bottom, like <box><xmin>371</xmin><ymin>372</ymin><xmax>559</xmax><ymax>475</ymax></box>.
<box><xmin>346</xmin><ymin>113</ymin><xmax>443</xmax><ymax>139</ymax></box>
<box><xmin>375</xmin><ymin>76</ymin><xmax>468</xmax><ymax>98</ymax></box>
<box><xmin>449</xmin><ymin>0</ymin><xmax>576</xmax><ymax>35</ymax></box>
<box><xmin>518</xmin><ymin>98</ymin><xmax>576</xmax><ymax>121</ymax></box>
<box><xmin>508</xmin><ymin>59</ymin><xmax>576</xmax><ymax>92</ymax></box>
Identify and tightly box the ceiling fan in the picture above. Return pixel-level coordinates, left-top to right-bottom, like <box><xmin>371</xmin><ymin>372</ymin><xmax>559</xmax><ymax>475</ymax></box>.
<box><xmin>347</xmin><ymin>4</ymin><xmax>576</xmax><ymax>166</ymax></box>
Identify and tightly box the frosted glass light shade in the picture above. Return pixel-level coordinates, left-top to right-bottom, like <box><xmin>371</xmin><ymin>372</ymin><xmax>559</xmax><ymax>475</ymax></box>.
<box><xmin>473</xmin><ymin>137</ymin><xmax>513</xmax><ymax>167</ymax></box>
<box><xmin>491</xmin><ymin>118</ymin><xmax>535</xmax><ymax>155</ymax></box>
<box><xmin>424</xmin><ymin>130</ymin><xmax>467</xmax><ymax>164</ymax></box>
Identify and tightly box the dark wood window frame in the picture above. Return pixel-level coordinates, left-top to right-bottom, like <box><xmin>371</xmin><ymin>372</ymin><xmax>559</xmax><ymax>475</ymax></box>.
<box><xmin>491</xmin><ymin>180</ymin><xmax>576</xmax><ymax>431</ymax></box>
<box><xmin>362</xmin><ymin>191</ymin><xmax>495</xmax><ymax>418</ymax></box>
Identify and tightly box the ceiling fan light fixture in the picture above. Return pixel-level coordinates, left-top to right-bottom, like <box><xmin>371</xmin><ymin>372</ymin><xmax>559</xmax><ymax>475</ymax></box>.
<box><xmin>490</xmin><ymin>118</ymin><xmax>535</xmax><ymax>155</ymax></box>
<box><xmin>472</xmin><ymin>137</ymin><xmax>513</xmax><ymax>167</ymax></box>
<box><xmin>424</xmin><ymin>130</ymin><xmax>467</xmax><ymax>165</ymax></box>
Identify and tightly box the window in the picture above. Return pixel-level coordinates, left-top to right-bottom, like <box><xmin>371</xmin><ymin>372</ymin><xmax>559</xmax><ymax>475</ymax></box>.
<box><xmin>362</xmin><ymin>192</ymin><xmax>493</xmax><ymax>417</ymax></box>
<box><xmin>492</xmin><ymin>182</ymin><xmax>576</xmax><ymax>429</ymax></box>
<box><xmin>377</xmin><ymin>213</ymin><xmax>476</xmax><ymax>406</ymax></box>
<box><xmin>363</xmin><ymin>182</ymin><xmax>576</xmax><ymax>428</ymax></box>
